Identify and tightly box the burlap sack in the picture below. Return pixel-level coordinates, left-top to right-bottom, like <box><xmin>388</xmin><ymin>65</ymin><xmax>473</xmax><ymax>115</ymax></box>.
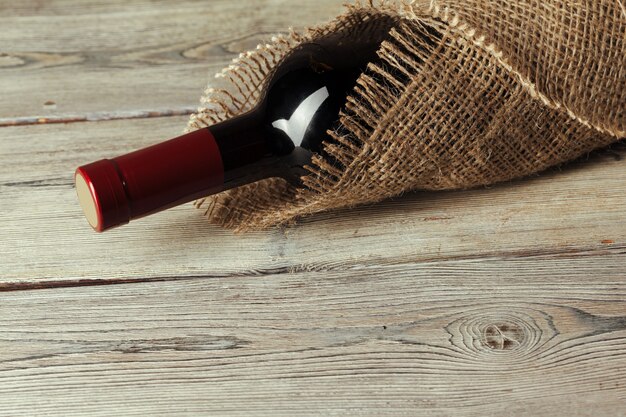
<box><xmin>186</xmin><ymin>0</ymin><xmax>625</xmax><ymax>232</ymax></box>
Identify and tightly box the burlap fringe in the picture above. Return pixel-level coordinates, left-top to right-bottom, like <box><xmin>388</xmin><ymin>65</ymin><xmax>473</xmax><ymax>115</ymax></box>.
<box><xmin>188</xmin><ymin>0</ymin><xmax>625</xmax><ymax>232</ymax></box>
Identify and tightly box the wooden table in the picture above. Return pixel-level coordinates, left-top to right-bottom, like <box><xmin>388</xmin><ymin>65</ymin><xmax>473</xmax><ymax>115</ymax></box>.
<box><xmin>1</xmin><ymin>1</ymin><xmax>625</xmax><ymax>415</ymax></box>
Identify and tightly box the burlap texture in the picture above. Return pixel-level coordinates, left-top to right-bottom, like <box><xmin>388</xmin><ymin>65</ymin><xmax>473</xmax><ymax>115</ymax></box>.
<box><xmin>186</xmin><ymin>0</ymin><xmax>625</xmax><ymax>231</ymax></box>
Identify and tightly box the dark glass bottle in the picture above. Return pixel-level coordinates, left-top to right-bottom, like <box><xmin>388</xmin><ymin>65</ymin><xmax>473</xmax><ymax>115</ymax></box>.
<box><xmin>75</xmin><ymin>37</ymin><xmax>381</xmax><ymax>232</ymax></box>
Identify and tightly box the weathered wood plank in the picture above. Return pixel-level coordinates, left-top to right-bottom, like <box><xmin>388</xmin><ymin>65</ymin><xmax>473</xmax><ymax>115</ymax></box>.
<box><xmin>2</xmin><ymin>1</ymin><xmax>624</xmax><ymax>415</ymax></box>
<box><xmin>1</xmin><ymin>117</ymin><xmax>626</xmax><ymax>282</ymax></box>
<box><xmin>0</xmin><ymin>257</ymin><xmax>624</xmax><ymax>416</ymax></box>
<box><xmin>0</xmin><ymin>0</ymin><xmax>345</xmax><ymax>121</ymax></box>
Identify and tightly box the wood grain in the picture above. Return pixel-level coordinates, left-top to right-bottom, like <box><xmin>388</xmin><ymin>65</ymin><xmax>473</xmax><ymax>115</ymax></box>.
<box><xmin>0</xmin><ymin>0</ymin><xmax>345</xmax><ymax>121</ymax></box>
<box><xmin>1</xmin><ymin>258</ymin><xmax>625</xmax><ymax>416</ymax></box>
<box><xmin>1</xmin><ymin>0</ymin><xmax>625</xmax><ymax>415</ymax></box>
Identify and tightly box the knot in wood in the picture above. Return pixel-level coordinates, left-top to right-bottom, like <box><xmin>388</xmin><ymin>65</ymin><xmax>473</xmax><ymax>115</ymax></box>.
<box><xmin>446</xmin><ymin>307</ymin><xmax>548</xmax><ymax>360</ymax></box>
<box><xmin>482</xmin><ymin>321</ymin><xmax>525</xmax><ymax>351</ymax></box>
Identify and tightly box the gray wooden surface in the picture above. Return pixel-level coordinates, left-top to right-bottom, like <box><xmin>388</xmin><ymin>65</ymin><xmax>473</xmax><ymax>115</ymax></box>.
<box><xmin>0</xmin><ymin>1</ymin><xmax>625</xmax><ymax>415</ymax></box>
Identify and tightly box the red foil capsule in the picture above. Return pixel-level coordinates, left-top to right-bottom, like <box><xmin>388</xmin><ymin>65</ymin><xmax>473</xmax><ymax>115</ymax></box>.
<box><xmin>75</xmin><ymin>128</ymin><xmax>224</xmax><ymax>232</ymax></box>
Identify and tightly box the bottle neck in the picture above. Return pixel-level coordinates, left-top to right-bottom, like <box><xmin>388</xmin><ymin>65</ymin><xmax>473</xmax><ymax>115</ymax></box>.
<box><xmin>208</xmin><ymin>107</ymin><xmax>312</xmax><ymax>192</ymax></box>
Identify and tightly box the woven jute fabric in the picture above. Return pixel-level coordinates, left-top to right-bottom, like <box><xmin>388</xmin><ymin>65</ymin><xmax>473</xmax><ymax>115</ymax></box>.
<box><xmin>186</xmin><ymin>0</ymin><xmax>625</xmax><ymax>231</ymax></box>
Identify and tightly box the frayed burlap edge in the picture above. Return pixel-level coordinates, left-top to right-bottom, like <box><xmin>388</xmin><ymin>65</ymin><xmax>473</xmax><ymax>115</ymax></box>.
<box><xmin>187</xmin><ymin>0</ymin><xmax>625</xmax><ymax>232</ymax></box>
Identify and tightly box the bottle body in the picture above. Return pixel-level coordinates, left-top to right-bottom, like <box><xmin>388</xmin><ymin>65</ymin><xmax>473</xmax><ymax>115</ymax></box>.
<box><xmin>76</xmin><ymin>39</ymin><xmax>380</xmax><ymax>232</ymax></box>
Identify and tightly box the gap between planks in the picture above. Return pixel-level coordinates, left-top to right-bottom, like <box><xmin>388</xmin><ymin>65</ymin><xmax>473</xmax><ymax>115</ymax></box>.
<box><xmin>0</xmin><ymin>107</ymin><xmax>197</xmax><ymax>127</ymax></box>
<box><xmin>2</xmin><ymin>244</ymin><xmax>625</xmax><ymax>293</ymax></box>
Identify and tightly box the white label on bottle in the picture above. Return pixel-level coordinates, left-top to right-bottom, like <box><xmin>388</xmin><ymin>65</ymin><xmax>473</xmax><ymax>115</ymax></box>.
<box><xmin>271</xmin><ymin>86</ymin><xmax>330</xmax><ymax>147</ymax></box>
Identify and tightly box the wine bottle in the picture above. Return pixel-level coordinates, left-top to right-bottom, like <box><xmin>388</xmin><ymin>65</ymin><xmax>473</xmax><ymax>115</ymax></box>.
<box><xmin>75</xmin><ymin>36</ymin><xmax>382</xmax><ymax>232</ymax></box>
